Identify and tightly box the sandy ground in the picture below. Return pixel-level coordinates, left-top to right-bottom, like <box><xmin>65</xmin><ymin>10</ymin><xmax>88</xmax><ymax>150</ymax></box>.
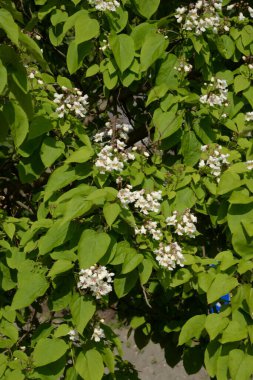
<box><xmin>118</xmin><ymin>328</ymin><xmax>210</xmax><ymax>380</ymax></box>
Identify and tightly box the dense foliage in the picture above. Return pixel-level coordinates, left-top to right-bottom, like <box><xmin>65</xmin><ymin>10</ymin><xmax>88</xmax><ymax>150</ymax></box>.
<box><xmin>1</xmin><ymin>0</ymin><xmax>253</xmax><ymax>379</ymax></box>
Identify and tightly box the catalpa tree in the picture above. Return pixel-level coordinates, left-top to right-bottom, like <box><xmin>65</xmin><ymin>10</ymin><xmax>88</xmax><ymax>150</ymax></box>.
<box><xmin>1</xmin><ymin>0</ymin><xmax>253</xmax><ymax>379</ymax></box>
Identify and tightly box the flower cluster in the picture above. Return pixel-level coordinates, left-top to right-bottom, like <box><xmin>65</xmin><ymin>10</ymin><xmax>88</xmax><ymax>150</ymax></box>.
<box><xmin>227</xmin><ymin>5</ymin><xmax>253</xmax><ymax>20</ymax></box>
<box><xmin>135</xmin><ymin>220</ymin><xmax>163</xmax><ymax>241</ymax></box>
<box><xmin>175</xmin><ymin>0</ymin><xmax>224</xmax><ymax>35</ymax></box>
<box><xmin>166</xmin><ymin>209</ymin><xmax>197</xmax><ymax>238</ymax></box>
<box><xmin>118</xmin><ymin>185</ymin><xmax>162</xmax><ymax>215</ymax></box>
<box><xmin>88</xmin><ymin>0</ymin><xmax>120</xmax><ymax>12</ymax></box>
<box><xmin>200</xmin><ymin>78</ymin><xmax>228</xmax><ymax>107</ymax></box>
<box><xmin>199</xmin><ymin>145</ymin><xmax>230</xmax><ymax>180</ymax></box>
<box><xmin>27</xmin><ymin>69</ymin><xmax>44</xmax><ymax>86</ymax></box>
<box><xmin>99</xmin><ymin>39</ymin><xmax>110</xmax><ymax>52</ymax></box>
<box><xmin>94</xmin><ymin>122</ymin><xmax>133</xmax><ymax>143</ymax></box>
<box><xmin>92</xmin><ymin>325</ymin><xmax>105</xmax><ymax>342</ymax></box>
<box><xmin>94</xmin><ymin>122</ymin><xmax>135</xmax><ymax>174</ymax></box>
<box><xmin>77</xmin><ymin>265</ymin><xmax>114</xmax><ymax>299</ymax></box>
<box><xmin>174</xmin><ymin>60</ymin><xmax>193</xmax><ymax>74</ymax></box>
<box><xmin>68</xmin><ymin>329</ymin><xmax>79</xmax><ymax>343</ymax></box>
<box><xmin>245</xmin><ymin>112</ymin><xmax>253</xmax><ymax>122</ymax></box>
<box><xmin>154</xmin><ymin>242</ymin><xmax>184</xmax><ymax>271</ymax></box>
<box><xmin>53</xmin><ymin>87</ymin><xmax>88</xmax><ymax>119</ymax></box>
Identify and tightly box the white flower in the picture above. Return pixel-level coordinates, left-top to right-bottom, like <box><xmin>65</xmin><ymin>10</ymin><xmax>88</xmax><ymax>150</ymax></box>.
<box><xmin>135</xmin><ymin>220</ymin><xmax>162</xmax><ymax>241</ymax></box>
<box><xmin>88</xmin><ymin>0</ymin><xmax>120</xmax><ymax>12</ymax></box>
<box><xmin>92</xmin><ymin>326</ymin><xmax>105</xmax><ymax>342</ymax></box>
<box><xmin>245</xmin><ymin>112</ymin><xmax>253</xmax><ymax>122</ymax></box>
<box><xmin>77</xmin><ymin>265</ymin><xmax>114</xmax><ymax>299</ymax></box>
<box><xmin>53</xmin><ymin>87</ymin><xmax>88</xmax><ymax>119</ymax></box>
<box><xmin>68</xmin><ymin>329</ymin><xmax>79</xmax><ymax>343</ymax></box>
<box><xmin>246</xmin><ymin>160</ymin><xmax>253</xmax><ymax>170</ymax></box>
<box><xmin>199</xmin><ymin>145</ymin><xmax>229</xmax><ymax>180</ymax></box>
<box><xmin>118</xmin><ymin>188</ymin><xmax>162</xmax><ymax>215</ymax></box>
<box><xmin>200</xmin><ymin>78</ymin><xmax>228</xmax><ymax>107</ymax></box>
<box><xmin>155</xmin><ymin>242</ymin><xmax>184</xmax><ymax>270</ymax></box>
<box><xmin>238</xmin><ymin>12</ymin><xmax>245</xmax><ymax>21</ymax></box>
<box><xmin>249</xmin><ymin>7</ymin><xmax>253</xmax><ymax>18</ymax></box>
<box><xmin>166</xmin><ymin>209</ymin><xmax>197</xmax><ymax>238</ymax></box>
<box><xmin>227</xmin><ymin>4</ymin><xmax>235</xmax><ymax>10</ymax></box>
<box><xmin>201</xmin><ymin>145</ymin><xmax>208</xmax><ymax>152</ymax></box>
<box><xmin>175</xmin><ymin>0</ymin><xmax>222</xmax><ymax>35</ymax></box>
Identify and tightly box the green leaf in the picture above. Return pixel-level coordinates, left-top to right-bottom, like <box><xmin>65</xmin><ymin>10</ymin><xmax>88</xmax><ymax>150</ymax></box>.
<box><xmin>70</xmin><ymin>295</ymin><xmax>96</xmax><ymax>334</ymax></box>
<box><xmin>59</xmin><ymin>198</ymin><xmax>93</xmax><ymax>223</ymax></box>
<box><xmin>183</xmin><ymin>346</ymin><xmax>204</xmax><ymax>375</ymax></box>
<box><xmin>103</xmin><ymin>70</ymin><xmax>118</xmax><ymax>89</ymax></box>
<box><xmin>114</xmin><ymin>270</ymin><xmax>138</xmax><ymax>298</ymax></box>
<box><xmin>66</xmin><ymin>146</ymin><xmax>94</xmax><ymax>163</ymax></box>
<box><xmin>217</xmin><ymin>35</ymin><xmax>235</xmax><ymax>59</ymax></box>
<box><xmin>101</xmin><ymin>347</ymin><xmax>115</xmax><ymax>374</ymax></box>
<box><xmin>207</xmin><ymin>273</ymin><xmax>238</xmax><ymax>304</ymax></box>
<box><xmin>217</xmin><ymin>171</ymin><xmax>241</xmax><ymax>195</ymax></box>
<box><xmin>0</xmin><ymin>9</ymin><xmax>19</xmax><ymax>46</ymax></box>
<box><xmin>106</xmin><ymin>7</ymin><xmax>128</xmax><ymax>33</ymax></box>
<box><xmin>76</xmin><ymin>350</ymin><xmax>104</xmax><ymax>380</ymax></box>
<box><xmin>3</xmin><ymin>102</ymin><xmax>29</xmax><ymax>148</ymax></box>
<box><xmin>86</xmin><ymin>64</ymin><xmax>100</xmax><ymax>77</ymax></box>
<box><xmin>48</xmin><ymin>260</ymin><xmax>74</xmax><ymax>278</ymax></box>
<box><xmin>205</xmin><ymin>314</ymin><xmax>229</xmax><ymax>340</ymax></box>
<box><xmin>131</xmin><ymin>23</ymin><xmax>156</xmax><ymax>50</ymax></box>
<box><xmin>140</xmin><ymin>34</ymin><xmax>168</xmax><ymax>72</ymax></box>
<box><xmin>170</xmin><ymin>268</ymin><xmax>192</xmax><ymax>287</ymax></box>
<box><xmin>44</xmin><ymin>164</ymin><xmax>91</xmax><ymax>201</ymax></box>
<box><xmin>3</xmin><ymin>222</ymin><xmax>15</xmax><ymax>240</ymax></box>
<box><xmin>75</xmin><ymin>14</ymin><xmax>99</xmax><ymax>44</ymax></box>
<box><xmin>204</xmin><ymin>341</ymin><xmax>222</xmax><ymax>378</ymax></box>
<box><xmin>138</xmin><ymin>259</ymin><xmax>153</xmax><ymax>285</ymax></box>
<box><xmin>156</xmin><ymin>53</ymin><xmax>178</xmax><ymax>88</ymax></box>
<box><xmin>19</xmin><ymin>33</ymin><xmax>47</xmax><ymax>69</ymax></box>
<box><xmin>33</xmin><ymin>338</ymin><xmax>68</xmax><ymax>367</ymax></box>
<box><xmin>109</xmin><ymin>34</ymin><xmax>135</xmax><ymax>73</ymax></box>
<box><xmin>181</xmin><ymin>131</ymin><xmax>201</xmax><ymax>166</ymax></box>
<box><xmin>228</xmin><ymin>203</ymin><xmax>253</xmax><ymax>257</ymax></box>
<box><xmin>54</xmin><ymin>324</ymin><xmax>71</xmax><ymax>338</ymax></box>
<box><xmin>241</xmin><ymin>25</ymin><xmax>253</xmax><ymax>47</ymax></box>
<box><xmin>28</xmin><ymin>116</ymin><xmax>53</xmax><ymax>140</ymax></box>
<box><xmin>221</xmin><ymin>321</ymin><xmax>248</xmax><ymax>343</ymax></box>
<box><xmin>38</xmin><ymin>220</ymin><xmax>70</xmax><ymax>255</ymax></box>
<box><xmin>0</xmin><ymin>60</ymin><xmax>7</xmax><ymax>94</ymax></box>
<box><xmin>12</xmin><ymin>264</ymin><xmax>48</xmax><ymax>309</ymax></box>
<box><xmin>153</xmin><ymin>108</ymin><xmax>182</xmax><ymax>141</ymax></box>
<box><xmin>146</xmin><ymin>83</ymin><xmax>169</xmax><ymax>106</ymax></box>
<box><xmin>121</xmin><ymin>252</ymin><xmax>143</xmax><ymax>274</ymax></box>
<box><xmin>78</xmin><ymin>230</ymin><xmax>111</xmax><ymax>269</ymax></box>
<box><xmin>234</xmin><ymin>75</ymin><xmax>250</xmax><ymax>93</ymax></box>
<box><xmin>0</xmin><ymin>262</ymin><xmax>16</xmax><ymax>291</ymax></box>
<box><xmin>243</xmin><ymin>86</ymin><xmax>253</xmax><ymax>108</ymax></box>
<box><xmin>228</xmin><ymin>350</ymin><xmax>253</xmax><ymax>380</ymax></box>
<box><xmin>103</xmin><ymin>203</ymin><xmax>121</xmax><ymax>227</ymax></box>
<box><xmin>40</xmin><ymin>137</ymin><xmax>64</xmax><ymax>167</ymax></box>
<box><xmin>133</xmin><ymin>0</ymin><xmax>160</xmax><ymax>19</ymax></box>
<box><xmin>178</xmin><ymin>315</ymin><xmax>206</xmax><ymax>345</ymax></box>
<box><xmin>67</xmin><ymin>40</ymin><xmax>92</xmax><ymax>74</ymax></box>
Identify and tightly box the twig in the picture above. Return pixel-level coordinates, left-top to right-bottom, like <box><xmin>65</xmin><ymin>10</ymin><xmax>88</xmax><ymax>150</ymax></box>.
<box><xmin>141</xmin><ymin>285</ymin><xmax>152</xmax><ymax>309</ymax></box>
